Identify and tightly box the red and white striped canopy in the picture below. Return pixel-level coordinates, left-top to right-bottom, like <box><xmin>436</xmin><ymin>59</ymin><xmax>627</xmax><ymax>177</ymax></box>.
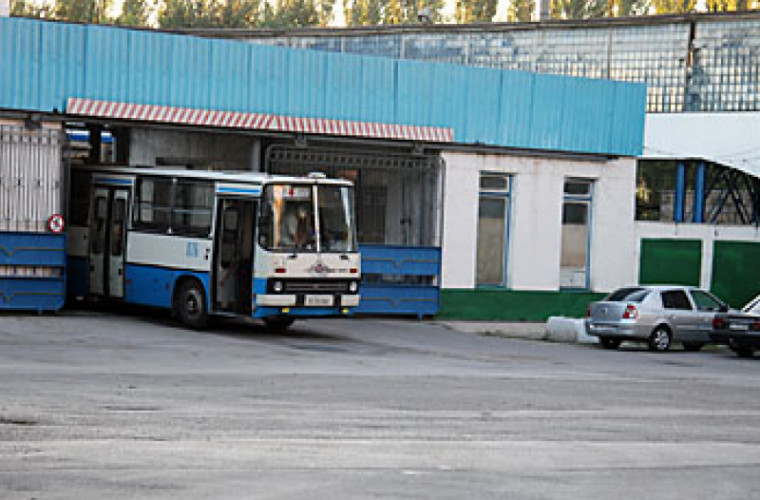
<box><xmin>67</xmin><ymin>98</ymin><xmax>454</xmax><ymax>144</ymax></box>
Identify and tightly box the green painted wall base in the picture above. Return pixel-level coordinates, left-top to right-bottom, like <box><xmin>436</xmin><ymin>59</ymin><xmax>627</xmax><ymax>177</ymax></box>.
<box><xmin>437</xmin><ymin>289</ymin><xmax>605</xmax><ymax>322</ymax></box>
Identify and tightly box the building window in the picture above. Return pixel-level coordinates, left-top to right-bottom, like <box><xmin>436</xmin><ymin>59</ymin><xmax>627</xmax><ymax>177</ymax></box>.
<box><xmin>560</xmin><ymin>179</ymin><xmax>593</xmax><ymax>289</ymax></box>
<box><xmin>476</xmin><ymin>173</ymin><xmax>511</xmax><ymax>287</ymax></box>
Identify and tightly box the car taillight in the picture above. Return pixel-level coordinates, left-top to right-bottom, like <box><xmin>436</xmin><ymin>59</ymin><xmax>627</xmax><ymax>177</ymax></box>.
<box><xmin>622</xmin><ymin>304</ymin><xmax>638</xmax><ymax>319</ymax></box>
<box><xmin>712</xmin><ymin>317</ymin><xmax>726</xmax><ymax>329</ymax></box>
<box><xmin>752</xmin><ymin>320</ymin><xmax>760</xmax><ymax>331</ymax></box>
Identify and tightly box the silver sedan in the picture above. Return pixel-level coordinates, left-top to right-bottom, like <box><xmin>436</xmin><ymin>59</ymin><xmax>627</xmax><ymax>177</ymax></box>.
<box><xmin>585</xmin><ymin>285</ymin><xmax>729</xmax><ymax>351</ymax></box>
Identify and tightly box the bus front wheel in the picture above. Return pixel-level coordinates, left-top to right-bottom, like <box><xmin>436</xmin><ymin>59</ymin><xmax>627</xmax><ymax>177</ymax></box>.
<box><xmin>176</xmin><ymin>279</ymin><xmax>208</xmax><ymax>330</ymax></box>
<box><xmin>264</xmin><ymin>317</ymin><xmax>294</xmax><ymax>333</ymax></box>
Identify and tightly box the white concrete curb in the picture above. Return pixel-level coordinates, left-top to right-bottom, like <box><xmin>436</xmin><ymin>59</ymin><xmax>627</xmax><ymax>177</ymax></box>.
<box><xmin>545</xmin><ymin>316</ymin><xmax>598</xmax><ymax>344</ymax></box>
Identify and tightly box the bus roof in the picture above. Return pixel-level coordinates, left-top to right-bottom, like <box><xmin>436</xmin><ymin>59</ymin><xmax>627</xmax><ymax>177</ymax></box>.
<box><xmin>72</xmin><ymin>164</ymin><xmax>353</xmax><ymax>186</ymax></box>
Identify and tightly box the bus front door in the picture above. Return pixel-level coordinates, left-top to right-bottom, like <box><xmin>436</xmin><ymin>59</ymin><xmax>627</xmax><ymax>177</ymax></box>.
<box><xmin>213</xmin><ymin>198</ymin><xmax>256</xmax><ymax>314</ymax></box>
<box><xmin>89</xmin><ymin>187</ymin><xmax>130</xmax><ymax>298</ymax></box>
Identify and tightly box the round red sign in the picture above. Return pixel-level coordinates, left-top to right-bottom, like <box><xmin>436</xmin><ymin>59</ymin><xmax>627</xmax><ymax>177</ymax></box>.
<box><xmin>48</xmin><ymin>214</ymin><xmax>65</xmax><ymax>233</ymax></box>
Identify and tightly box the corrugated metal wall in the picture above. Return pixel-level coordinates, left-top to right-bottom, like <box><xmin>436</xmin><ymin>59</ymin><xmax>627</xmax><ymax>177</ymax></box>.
<box><xmin>0</xmin><ymin>126</ymin><xmax>63</xmax><ymax>233</ymax></box>
<box><xmin>0</xmin><ymin>17</ymin><xmax>646</xmax><ymax>156</ymax></box>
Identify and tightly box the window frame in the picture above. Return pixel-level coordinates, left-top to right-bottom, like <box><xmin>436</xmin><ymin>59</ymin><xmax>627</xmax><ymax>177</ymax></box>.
<box><xmin>171</xmin><ymin>179</ymin><xmax>215</xmax><ymax>238</ymax></box>
<box><xmin>132</xmin><ymin>176</ymin><xmax>174</xmax><ymax>234</ymax></box>
<box><xmin>689</xmin><ymin>289</ymin><xmax>726</xmax><ymax>312</ymax></box>
<box><xmin>476</xmin><ymin>172</ymin><xmax>513</xmax><ymax>288</ymax></box>
<box><xmin>131</xmin><ymin>176</ymin><xmax>215</xmax><ymax>238</ymax></box>
<box><xmin>661</xmin><ymin>289</ymin><xmax>694</xmax><ymax>311</ymax></box>
<box><xmin>560</xmin><ymin>178</ymin><xmax>594</xmax><ymax>290</ymax></box>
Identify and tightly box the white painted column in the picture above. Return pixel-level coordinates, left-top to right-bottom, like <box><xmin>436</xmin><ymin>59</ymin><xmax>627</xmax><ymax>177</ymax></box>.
<box><xmin>250</xmin><ymin>139</ymin><xmax>261</xmax><ymax>172</ymax></box>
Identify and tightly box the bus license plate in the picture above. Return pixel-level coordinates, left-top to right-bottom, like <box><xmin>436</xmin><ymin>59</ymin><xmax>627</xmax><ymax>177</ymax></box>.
<box><xmin>305</xmin><ymin>295</ymin><xmax>334</xmax><ymax>307</ymax></box>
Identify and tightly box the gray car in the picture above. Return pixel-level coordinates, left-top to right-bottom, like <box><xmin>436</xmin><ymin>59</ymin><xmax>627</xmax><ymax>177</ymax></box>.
<box><xmin>585</xmin><ymin>285</ymin><xmax>729</xmax><ymax>351</ymax></box>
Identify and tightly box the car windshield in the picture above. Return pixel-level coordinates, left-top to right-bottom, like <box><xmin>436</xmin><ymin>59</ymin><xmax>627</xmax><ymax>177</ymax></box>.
<box><xmin>606</xmin><ymin>287</ymin><xmax>649</xmax><ymax>303</ymax></box>
<box><xmin>317</xmin><ymin>185</ymin><xmax>356</xmax><ymax>253</ymax></box>
<box><xmin>259</xmin><ymin>184</ymin><xmax>316</xmax><ymax>251</ymax></box>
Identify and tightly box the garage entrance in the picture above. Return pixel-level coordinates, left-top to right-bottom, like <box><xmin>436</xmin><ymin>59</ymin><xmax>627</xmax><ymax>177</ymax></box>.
<box><xmin>266</xmin><ymin>144</ymin><xmax>443</xmax><ymax>317</ymax></box>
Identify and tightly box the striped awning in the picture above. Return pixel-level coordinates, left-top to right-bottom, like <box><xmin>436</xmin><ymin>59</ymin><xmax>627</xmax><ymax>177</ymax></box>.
<box><xmin>66</xmin><ymin>98</ymin><xmax>455</xmax><ymax>144</ymax></box>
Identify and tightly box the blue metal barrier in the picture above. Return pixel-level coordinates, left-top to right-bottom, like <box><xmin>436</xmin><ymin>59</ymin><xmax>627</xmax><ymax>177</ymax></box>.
<box><xmin>357</xmin><ymin>244</ymin><xmax>441</xmax><ymax>318</ymax></box>
<box><xmin>0</xmin><ymin>233</ymin><xmax>66</xmax><ymax>312</ymax></box>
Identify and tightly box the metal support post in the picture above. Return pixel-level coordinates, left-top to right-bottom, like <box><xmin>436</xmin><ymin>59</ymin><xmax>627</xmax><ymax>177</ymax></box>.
<box><xmin>674</xmin><ymin>161</ymin><xmax>686</xmax><ymax>223</ymax></box>
<box><xmin>693</xmin><ymin>162</ymin><xmax>705</xmax><ymax>223</ymax></box>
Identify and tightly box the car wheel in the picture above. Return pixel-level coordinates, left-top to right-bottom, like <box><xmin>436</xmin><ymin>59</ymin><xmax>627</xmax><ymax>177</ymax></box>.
<box><xmin>648</xmin><ymin>327</ymin><xmax>671</xmax><ymax>352</ymax></box>
<box><xmin>176</xmin><ymin>280</ymin><xmax>208</xmax><ymax>330</ymax></box>
<box><xmin>730</xmin><ymin>344</ymin><xmax>755</xmax><ymax>359</ymax></box>
<box><xmin>599</xmin><ymin>337</ymin><xmax>621</xmax><ymax>350</ymax></box>
<box><xmin>263</xmin><ymin>317</ymin><xmax>295</xmax><ymax>333</ymax></box>
<box><xmin>683</xmin><ymin>343</ymin><xmax>704</xmax><ymax>352</ymax></box>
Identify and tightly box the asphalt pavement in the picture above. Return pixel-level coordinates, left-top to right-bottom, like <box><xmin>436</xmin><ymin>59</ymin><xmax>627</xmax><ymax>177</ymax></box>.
<box><xmin>1</xmin><ymin>310</ymin><xmax>759</xmax><ymax>499</ymax></box>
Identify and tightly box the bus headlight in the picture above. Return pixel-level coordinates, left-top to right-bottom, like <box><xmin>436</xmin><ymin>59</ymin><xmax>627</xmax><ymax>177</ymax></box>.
<box><xmin>273</xmin><ymin>281</ymin><xmax>284</xmax><ymax>293</ymax></box>
<box><xmin>348</xmin><ymin>281</ymin><xmax>359</xmax><ymax>293</ymax></box>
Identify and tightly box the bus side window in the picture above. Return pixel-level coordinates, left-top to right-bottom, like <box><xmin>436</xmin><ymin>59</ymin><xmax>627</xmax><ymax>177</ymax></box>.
<box><xmin>133</xmin><ymin>177</ymin><xmax>172</xmax><ymax>233</ymax></box>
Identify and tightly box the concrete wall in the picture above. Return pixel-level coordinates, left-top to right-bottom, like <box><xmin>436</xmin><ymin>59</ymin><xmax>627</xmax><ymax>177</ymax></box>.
<box><xmin>635</xmin><ymin>221</ymin><xmax>760</xmax><ymax>290</ymax></box>
<box><xmin>441</xmin><ymin>151</ymin><xmax>637</xmax><ymax>292</ymax></box>
<box><xmin>129</xmin><ymin>128</ymin><xmax>258</xmax><ymax>171</ymax></box>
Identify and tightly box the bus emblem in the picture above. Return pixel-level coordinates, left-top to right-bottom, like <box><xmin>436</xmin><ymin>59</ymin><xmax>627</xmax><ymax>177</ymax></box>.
<box><xmin>312</xmin><ymin>262</ymin><xmax>330</xmax><ymax>274</ymax></box>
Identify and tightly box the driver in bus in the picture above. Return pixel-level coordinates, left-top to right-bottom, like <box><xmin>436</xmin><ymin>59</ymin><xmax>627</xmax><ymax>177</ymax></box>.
<box><xmin>281</xmin><ymin>205</ymin><xmax>313</xmax><ymax>249</ymax></box>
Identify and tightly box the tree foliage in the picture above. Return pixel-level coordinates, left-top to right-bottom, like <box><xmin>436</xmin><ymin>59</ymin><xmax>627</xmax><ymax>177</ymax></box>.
<box><xmin>614</xmin><ymin>0</ymin><xmax>650</xmax><ymax>16</ymax></box>
<box><xmin>54</xmin><ymin>0</ymin><xmax>114</xmax><ymax>23</ymax></box>
<box><xmin>11</xmin><ymin>0</ymin><xmax>52</xmax><ymax>18</ymax></box>
<box><xmin>551</xmin><ymin>0</ymin><xmax>608</xmax><ymax>18</ymax></box>
<box><xmin>650</xmin><ymin>0</ymin><xmax>697</xmax><ymax>13</ymax></box>
<box><xmin>455</xmin><ymin>0</ymin><xmax>498</xmax><ymax>23</ymax></box>
<box><xmin>506</xmin><ymin>0</ymin><xmax>534</xmax><ymax>21</ymax></box>
<box><xmin>344</xmin><ymin>0</ymin><xmax>443</xmax><ymax>26</ymax></box>
<box><xmin>704</xmin><ymin>0</ymin><xmax>759</xmax><ymax>11</ymax></box>
<box><xmin>115</xmin><ymin>0</ymin><xmax>152</xmax><ymax>26</ymax></box>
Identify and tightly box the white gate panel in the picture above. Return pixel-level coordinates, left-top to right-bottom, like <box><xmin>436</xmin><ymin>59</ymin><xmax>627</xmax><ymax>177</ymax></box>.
<box><xmin>0</xmin><ymin>126</ymin><xmax>63</xmax><ymax>233</ymax></box>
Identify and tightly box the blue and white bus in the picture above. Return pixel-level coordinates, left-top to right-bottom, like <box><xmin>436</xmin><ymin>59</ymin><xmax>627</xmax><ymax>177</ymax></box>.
<box><xmin>67</xmin><ymin>165</ymin><xmax>360</xmax><ymax>329</ymax></box>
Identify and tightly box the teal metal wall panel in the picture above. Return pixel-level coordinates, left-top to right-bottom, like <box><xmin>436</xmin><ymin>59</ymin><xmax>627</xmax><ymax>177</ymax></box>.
<box><xmin>498</xmin><ymin>71</ymin><xmax>535</xmax><ymax>149</ymax></box>
<box><xmin>0</xmin><ymin>17</ymin><xmax>646</xmax><ymax>156</ymax></box>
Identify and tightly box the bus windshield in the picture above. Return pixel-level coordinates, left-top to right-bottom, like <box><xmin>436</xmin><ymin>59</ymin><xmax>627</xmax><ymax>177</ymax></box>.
<box><xmin>261</xmin><ymin>184</ymin><xmax>317</xmax><ymax>251</ymax></box>
<box><xmin>259</xmin><ymin>183</ymin><xmax>356</xmax><ymax>253</ymax></box>
<box><xmin>318</xmin><ymin>185</ymin><xmax>356</xmax><ymax>253</ymax></box>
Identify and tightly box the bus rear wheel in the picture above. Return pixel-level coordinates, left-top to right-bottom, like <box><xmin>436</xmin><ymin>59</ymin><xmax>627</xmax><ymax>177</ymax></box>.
<box><xmin>176</xmin><ymin>280</ymin><xmax>208</xmax><ymax>330</ymax></box>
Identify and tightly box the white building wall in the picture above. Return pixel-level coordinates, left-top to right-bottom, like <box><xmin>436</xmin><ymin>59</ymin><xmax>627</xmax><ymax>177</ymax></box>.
<box><xmin>635</xmin><ymin>222</ymin><xmax>760</xmax><ymax>290</ymax></box>
<box><xmin>441</xmin><ymin>151</ymin><xmax>637</xmax><ymax>292</ymax></box>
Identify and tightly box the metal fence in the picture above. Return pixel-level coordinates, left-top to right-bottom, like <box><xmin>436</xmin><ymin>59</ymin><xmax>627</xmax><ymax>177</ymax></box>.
<box><xmin>242</xmin><ymin>14</ymin><xmax>760</xmax><ymax>114</ymax></box>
